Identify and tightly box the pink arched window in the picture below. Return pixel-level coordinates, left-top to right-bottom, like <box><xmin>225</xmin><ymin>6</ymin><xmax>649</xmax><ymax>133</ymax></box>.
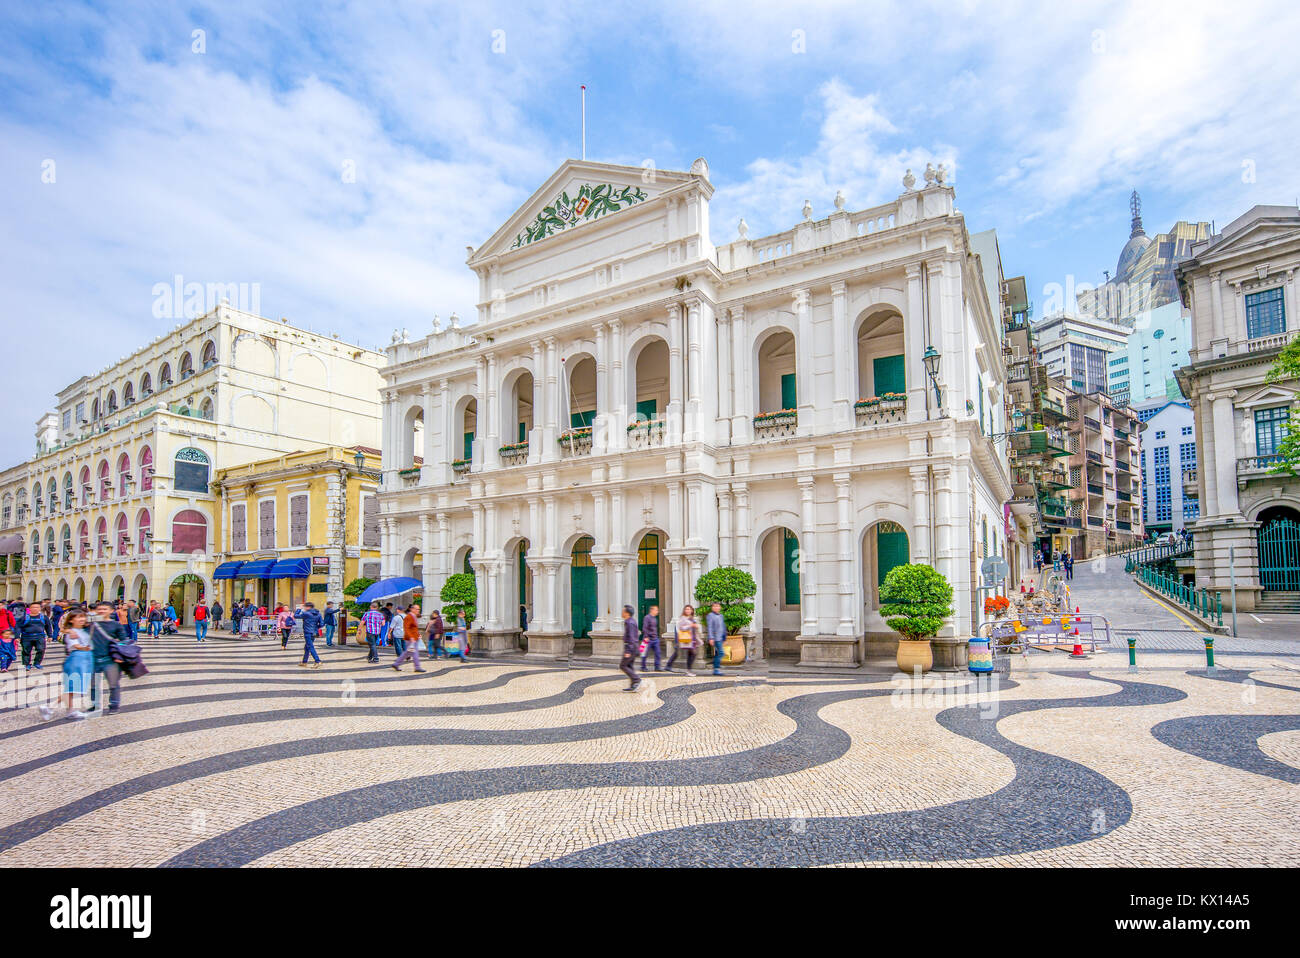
<box><xmin>139</xmin><ymin>446</ymin><xmax>154</xmax><ymax>491</ymax></box>
<box><xmin>171</xmin><ymin>509</ymin><xmax>207</xmax><ymax>555</ymax></box>
<box><xmin>94</xmin><ymin>517</ymin><xmax>108</xmax><ymax>557</ymax></box>
<box><xmin>97</xmin><ymin>460</ymin><xmax>111</xmax><ymax>501</ymax></box>
<box><xmin>77</xmin><ymin>520</ymin><xmax>89</xmax><ymax>559</ymax></box>
<box><xmin>137</xmin><ymin>509</ymin><xmax>151</xmax><ymax>554</ymax></box>
<box><xmin>115</xmin><ymin>513</ymin><xmax>129</xmax><ymax>556</ymax></box>
<box><xmin>78</xmin><ymin>466</ymin><xmax>91</xmax><ymax>500</ymax></box>
<box><xmin>117</xmin><ymin>452</ymin><xmax>132</xmax><ymax>496</ymax></box>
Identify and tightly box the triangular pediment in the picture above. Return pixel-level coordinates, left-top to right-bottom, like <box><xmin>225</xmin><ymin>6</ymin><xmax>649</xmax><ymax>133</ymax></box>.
<box><xmin>469</xmin><ymin>159</ymin><xmax>708</xmax><ymax>264</ymax></box>
<box><xmin>1236</xmin><ymin>383</ymin><xmax>1298</xmax><ymax>409</ymax></box>
<box><xmin>1199</xmin><ymin>216</ymin><xmax>1300</xmax><ymax>262</ymax></box>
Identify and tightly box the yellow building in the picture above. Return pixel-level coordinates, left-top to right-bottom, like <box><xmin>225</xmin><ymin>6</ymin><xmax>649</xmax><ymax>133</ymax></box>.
<box><xmin>211</xmin><ymin>446</ymin><xmax>381</xmax><ymax>611</ymax></box>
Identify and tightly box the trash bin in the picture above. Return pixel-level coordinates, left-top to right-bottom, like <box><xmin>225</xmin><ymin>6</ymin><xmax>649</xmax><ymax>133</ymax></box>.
<box><xmin>968</xmin><ymin>634</ymin><xmax>994</xmax><ymax>674</ymax></box>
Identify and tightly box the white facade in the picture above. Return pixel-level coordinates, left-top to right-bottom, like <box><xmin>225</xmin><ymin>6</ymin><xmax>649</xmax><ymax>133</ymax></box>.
<box><xmin>377</xmin><ymin>159</ymin><xmax>1011</xmax><ymax>666</ymax></box>
<box><xmin>1133</xmin><ymin>400</ymin><xmax>1196</xmax><ymax>534</ymax></box>
<box><xmin>1033</xmin><ymin>312</ymin><xmax>1129</xmax><ymax>394</ymax></box>
<box><xmin>1176</xmin><ymin>205</ymin><xmax>1300</xmax><ymax>609</ymax></box>
<box><xmin>1108</xmin><ymin>301</ymin><xmax>1192</xmax><ymax>406</ymax></box>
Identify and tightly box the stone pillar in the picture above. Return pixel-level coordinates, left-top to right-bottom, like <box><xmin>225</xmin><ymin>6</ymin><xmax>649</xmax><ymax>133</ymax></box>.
<box><xmin>730</xmin><ymin>306</ymin><xmax>752</xmax><ymax>443</ymax></box>
<box><xmin>381</xmin><ymin>389</ymin><xmax>400</xmax><ymax>487</ymax></box>
<box><xmin>484</xmin><ymin>352</ymin><xmax>500</xmax><ymax>470</ymax></box>
<box><xmin>909</xmin><ymin>466</ymin><xmax>932</xmax><ymax>565</ymax></box>
<box><xmin>420</xmin><ymin>513</ymin><xmax>435</xmax><ymax>597</ymax></box>
<box><xmin>718</xmin><ymin>488</ymin><xmax>733</xmax><ymax>567</ymax></box>
<box><xmin>733</xmin><ymin>483</ymin><xmax>751</xmax><ymax>572</ymax></box>
<box><xmin>793</xmin><ymin>288</ymin><xmax>814</xmax><ymax>435</ymax></box>
<box><xmin>934</xmin><ymin>466</ymin><xmax>954</xmax><ymax>583</ymax></box>
<box><xmin>717</xmin><ymin>309</ymin><xmax>733</xmax><ymax>441</ymax></box>
<box><xmin>904</xmin><ymin>264</ymin><xmax>927</xmax><ymax>422</ymax></box>
<box><xmin>420</xmin><ymin>383</ymin><xmax>437</xmax><ymax>482</ymax></box>
<box><xmin>438</xmin><ymin>379</ymin><xmax>453</xmax><ymax>483</ymax></box>
<box><xmin>1211</xmin><ymin>390</ymin><xmax>1240</xmax><ymax>517</ymax></box>
<box><xmin>473</xmin><ymin>357</ymin><xmax>487</xmax><ymax>470</ymax></box>
<box><xmin>797</xmin><ymin>476</ymin><xmax>818</xmax><ymax>636</ymax></box>
<box><xmin>667</xmin><ymin>304</ymin><xmax>684</xmax><ymax>443</ymax></box>
<box><xmin>593</xmin><ymin>321</ymin><xmax>608</xmax><ymax>450</ymax></box>
<box><xmin>685</xmin><ymin>297</ymin><xmax>704</xmax><ymax>442</ymax></box>
<box><xmin>834</xmin><ymin>473</ymin><xmax>855</xmax><ymax>636</ymax></box>
<box><xmin>830</xmin><ymin>281</ymin><xmax>852</xmax><ymax>428</ymax></box>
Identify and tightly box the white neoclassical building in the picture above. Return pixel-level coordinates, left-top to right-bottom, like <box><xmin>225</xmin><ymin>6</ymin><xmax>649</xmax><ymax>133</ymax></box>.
<box><xmin>377</xmin><ymin>159</ymin><xmax>1012</xmax><ymax>667</ymax></box>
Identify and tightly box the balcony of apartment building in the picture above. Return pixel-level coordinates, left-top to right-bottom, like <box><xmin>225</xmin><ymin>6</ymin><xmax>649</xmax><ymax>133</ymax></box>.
<box><xmin>1039</xmin><ymin>394</ymin><xmax>1069</xmax><ymax>425</ymax></box>
<box><xmin>1182</xmin><ymin>465</ymin><xmax>1198</xmax><ymax>497</ymax></box>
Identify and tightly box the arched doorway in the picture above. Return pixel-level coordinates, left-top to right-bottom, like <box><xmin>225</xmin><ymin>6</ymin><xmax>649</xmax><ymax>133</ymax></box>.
<box><xmin>513</xmin><ymin>539</ymin><xmax>532</xmax><ymax>630</ymax></box>
<box><xmin>861</xmin><ymin>520</ymin><xmax>910</xmax><ymax>631</ymax></box>
<box><xmin>90</xmin><ymin>576</ymin><xmax>104</xmax><ymax>603</ymax></box>
<box><xmin>1257</xmin><ymin>505</ymin><xmax>1300</xmax><ymax>593</ymax></box>
<box><xmin>635</xmin><ymin>531</ymin><xmax>666</xmax><ymax>622</ymax></box>
<box><xmin>109</xmin><ymin>575</ymin><xmax>125</xmax><ymax>603</ymax></box>
<box><xmin>757</xmin><ymin>527</ymin><xmax>801</xmax><ymax>656</ymax></box>
<box><xmin>169</xmin><ymin>573</ymin><xmax>204</xmax><ymax>623</ymax></box>
<box><xmin>570</xmin><ymin>536</ymin><xmax>596</xmax><ymax>640</ymax></box>
<box><xmin>755</xmin><ymin>329</ymin><xmax>797</xmax><ymax>416</ymax></box>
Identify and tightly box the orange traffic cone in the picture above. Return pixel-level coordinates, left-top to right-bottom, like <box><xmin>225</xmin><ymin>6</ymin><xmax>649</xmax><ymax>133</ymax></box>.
<box><xmin>1070</xmin><ymin>627</ymin><xmax>1087</xmax><ymax>658</ymax></box>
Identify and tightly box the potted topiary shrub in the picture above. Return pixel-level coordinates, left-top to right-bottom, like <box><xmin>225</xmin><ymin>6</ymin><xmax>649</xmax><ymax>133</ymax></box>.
<box><xmin>879</xmin><ymin>563</ymin><xmax>954</xmax><ymax>673</ymax></box>
<box><xmin>693</xmin><ymin>566</ymin><xmax>757</xmax><ymax>664</ymax></box>
<box><xmin>439</xmin><ymin>572</ymin><xmax>477</xmax><ymax>627</ymax></box>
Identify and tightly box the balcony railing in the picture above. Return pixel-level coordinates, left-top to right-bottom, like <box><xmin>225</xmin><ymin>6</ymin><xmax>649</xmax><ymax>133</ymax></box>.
<box><xmin>1084</xmin><ymin>416</ymin><xmax>1101</xmax><ymax>432</ymax></box>
<box><xmin>1238</xmin><ymin>454</ymin><xmax>1283</xmax><ymax>477</ymax></box>
<box><xmin>558</xmin><ymin>427</ymin><xmax>594</xmax><ymax>458</ymax></box>
<box><xmin>451</xmin><ymin>459</ymin><xmax>471</xmax><ymax>477</ymax></box>
<box><xmin>1116</xmin><ymin>459</ymin><xmax>1129</xmax><ymax>472</ymax></box>
<box><xmin>627</xmin><ymin>417</ymin><xmax>667</xmax><ymax>449</ymax></box>
<box><xmin>1085</xmin><ymin>450</ymin><xmax>1102</xmax><ymax>464</ymax></box>
<box><xmin>1192</xmin><ymin>328</ymin><xmax>1298</xmax><ymax>363</ymax></box>
<box><xmin>854</xmin><ymin>394</ymin><xmax>907</xmax><ymax>427</ymax></box>
<box><xmin>1087</xmin><ymin>483</ymin><xmax>1103</xmax><ymax>496</ymax></box>
<box><xmin>499</xmin><ymin>442</ymin><xmax>529</xmax><ymax>466</ymax></box>
<box><xmin>1117</xmin><ymin>490</ymin><xmax>1131</xmax><ymax>502</ymax></box>
<box><xmin>753</xmin><ymin>410</ymin><xmax>798</xmax><ymax>440</ymax></box>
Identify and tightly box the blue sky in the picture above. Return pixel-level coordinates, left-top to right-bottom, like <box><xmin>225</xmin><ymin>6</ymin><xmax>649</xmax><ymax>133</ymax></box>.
<box><xmin>2</xmin><ymin>0</ymin><xmax>1298</xmax><ymax>451</ymax></box>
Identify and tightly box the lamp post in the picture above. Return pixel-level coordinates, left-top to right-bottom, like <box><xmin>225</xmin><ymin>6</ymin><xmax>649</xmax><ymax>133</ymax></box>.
<box><xmin>922</xmin><ymin>345</ymin><xmax>942</xmax><ymax>413</ymax></box>
<box><xmin>353</xmin><ymin>449</ymin><xmax>367</xmax><ymax>472</ymax></box>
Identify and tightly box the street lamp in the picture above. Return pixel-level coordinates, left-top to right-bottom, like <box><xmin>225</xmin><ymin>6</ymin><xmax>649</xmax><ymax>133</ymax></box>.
<box><xmin>353</xmin><ymin>449</ymin><xmax>367</xmax><ymax>472</ymax></box>
<box><xmin>922</xmin><ymin>345</ymin><xmax>942</xmax><ymax>411</ymax></box>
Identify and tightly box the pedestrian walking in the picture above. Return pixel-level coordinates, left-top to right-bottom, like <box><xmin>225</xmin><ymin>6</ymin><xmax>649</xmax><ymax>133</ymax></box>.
<box><xmin>425</xmin><ymin>609</ymin><xmax>445</xmax><ymax>658</ymax></box>
<box><xmin>665</xmin><ymin>604</ymin><xmax>701</xmax><ymax>675</ymax></box>
<box><xmin>362</xmin><ymin>602</ymin><xmax>385</xmax><ymax>663</ymax></box>
<box><xmin>0</xmin><ymin>628</ymin><xmax>15</xmax><ymax>673</ymax></box>
<box><xmin>49</xmin><ymin>608</ymin><xmax>93</xmax><ymax>720</ymax></box>
<box><xmin>323</xmin><ymin>601</ymin><xmax>337</xmax><ymax>646</ymax></box>
<box><xmin>147</xmin><ymin>602</ymin><xmax>164</xmax><ymax>638</ymax></box>
<box><xmin>88</xmin><ymin>601</ymin><xmax>127</xmax><ymax>715</ymax></box>
<box><xmin>444</xmin><ymin>612</ymin><xmax>468</xmax><ymax>661</ymax></box>
<box><xmin>619</xmin><ymin>605</ymin><xmax>640</xmax><ymax>692</ymax></box>
<box><xmin>193</xmin><ymin>599</ymin><xmax>210</xmax><ymax>642</ymax></box>
<box><xmin>16</xmin><ymin>603</ymin><xmax>48</xmax><ymax>670</ymax></box>
<box><xmin>639</xmin><ymin>604</ymin><xmax>661</xmax><ymax>672</ymax></box>
<box><xmin>1063</xmin><ymin>553</ymin><xmax>1074</xmax><ymax>581</ymax></box>
<box><xmin>706</xmin><ymin>602</ymin><xmax>727</xmax><ymax>676</ymax></box>
<box><xmin>294</xmin><ymin>601</ymin><xmax>323</xmax><ymax>668</ymax></box>
<box><xmin>277</xmin><ymin>606</ymin><xmax>294</xmax><ymax>648</ymax></box>
<box><xmin>210</xmin><ymin>599</ymin><xmax>224</xmax><ymax>631</ymax></box>
<box><xmin>125</xmin><ymin>600</ymin><xmax>141</xmax><ymax>642</ymax></box>
<box><xmin>392</xmin><ymin>603</ymin><xmax>426</xmax><ymax>672</ymax></box>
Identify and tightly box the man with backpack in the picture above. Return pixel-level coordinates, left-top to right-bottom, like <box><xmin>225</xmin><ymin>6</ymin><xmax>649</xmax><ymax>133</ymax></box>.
<box><xmin>88</xmin><ymin>601</ymin><xmax>129</xmax><ymax>714</ymax></box>
<box><xmin>16</xmin><ymin>603</ymin><xmax>49</xmax><ymax>670</ymax></box>
<box><xmin>193</xmin><ymin>599</ymin><xmax>210</xmax><ymax>642</ymax></box>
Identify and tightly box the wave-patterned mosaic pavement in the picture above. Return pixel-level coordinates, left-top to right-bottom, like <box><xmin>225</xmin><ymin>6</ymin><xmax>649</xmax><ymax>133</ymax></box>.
<box><xmin>0</xmin><ymin>637</ymin><xmax>1296</xmax><ymax>867</ymax></box>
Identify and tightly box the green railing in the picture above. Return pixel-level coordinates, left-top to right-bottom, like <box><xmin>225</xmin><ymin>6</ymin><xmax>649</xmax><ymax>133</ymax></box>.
<box><xmin>1123</xmin><ymin>540</ymin><xmax>1193</xmax><ymax>570</ymax></box>
<box><xmin>1135</xmin><ymin>564</ymin><xmax>1223</xmax><ymax>627</ymax></box>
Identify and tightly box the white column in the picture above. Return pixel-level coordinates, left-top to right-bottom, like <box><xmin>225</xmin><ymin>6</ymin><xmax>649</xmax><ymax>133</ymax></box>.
<box><xmin>421</xmin><ymin>384</ymin><xmax>437</xmax><ymax>482</ymax></box>
<box><xmin>420</xmin><ymin>514</ymin><xmax>436</xmax><ymax>596</ymax></box>
<box><xmin>834</xmin><ymin>473</ymin><xmax>854</xmax><ymax>635</ymax></box>
<box><xmin>718</xmin><ymin>488</ymin><xmax>733</xmax><ymax>567</ymax></box>
<box><xmin>594</xmin><ymin>321</ymin><xmax>608</xmax><ymax>427</ymax></box>
<box><xmin>934</xmin><ymin>466</ymin><xmax>953</xmax><ymax>584</ymax></box>
<box><xmin>797</xmin><ymin>477</ymin><xmax>818</xmax><ymax>636</ymax></box>
<box><xmin>685</xmin><ymin>297</ymin><xmax>704</xmax><ymax>441</ymax></box>
<box><xmin>730</xmin><ymin>306</ymin><xmax>751</xmax><ymax>442</ymax></box>
<box><xmin>909</xmin><ymin>467</ymin><xmax>932</xmax><ymax>565</ymax></box>
<box><xmin>439</xmin><ymin>379</ymin><xmax>453</xmax><ymax>481</ymax></box>
<box><xmin>733</xmin><ymin>483</ymin><xmax>752</xmax><ymax>572</ymax></box>
<box><xmin>473</xmin><ymin>358</ymin><xmax>487</xmax><ymax>470</ymax></box>
<box><xmin>831</xmin><ymin>281</ymin><xmax>851</xmax><ymax>427</ymax></box>
<box><xmin>794</xmin><ymin>288</ymin><xmax>814</xmax><ymax>435</ymax></box>
<box><xmin>905</xmin><ymin>264</ymin><xmax>926</xmax><ymax>422</ymax></box>
<box><xmin>484</xmin><ymin>352</ymin><xmax>500</xmax><ymax>469</ymax></box>
<box><xmin>381</xmin><ymin>389</ymin><xmax>400</xmax><ymax>485</ymax></box>
<box><xmin>928</xmin><ymin>262</ymin><xmax>950</xmax><ymax>418</ymax></box>
<box><xmin>1212</xmin><ymin>390</ymin><xmax>1240</xmax><ymax>516</ymax></box>
<box><xmin>667</xmin><ymin>305</ymin><xmax>684</xmax><ymax>443</ymax></box>
<box><xmin>717</xmin><ymin>310</ymin><xmax>733</xmax><ymax>440</ymax></box>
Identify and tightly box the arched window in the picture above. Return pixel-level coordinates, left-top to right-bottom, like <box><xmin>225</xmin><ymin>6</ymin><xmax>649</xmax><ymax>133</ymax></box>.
<box><xmin>31</xmin><ymin>535</ymin><xmax>40</xmax><ymax>567</ymax></box>
<box><xmin>61</xmin><ymin>525</ymin><xmax>72</xmax><ymax>561</ymax></box>
<box><xmin>137</xmin><ymin>509</ymin><xmax>152</xmax><ymax>553</ymax></box>
<box><xmin>91</xmin><ymin>397</ymin><xmax>101</xmax><ymax>420</ymax></box>
<box><xmin>62</xmin><ymin>472</ymin><xmax>73</xmax><ymax>509</ymax></box>
<box><xmin>179</xmin><ymin>352</ymin><xmax>194</xmax><ymax>380</ymax></box>
<box><xmin>77</xmin><ymin>520</ymin><xmax>89</xmax><ymax>559</ymax></box>
<box><xmin>45</xmin><ymin>527</ymin><xmax>55</xmax><ymax>563</ymax></box>
<box><xmin>32</xmin><ymin>483</ymin><xmax>43</xmax><ymax>518</ymax></box>
<box><xmin>199</xmin><ymin>397</ymin><xmax>214</xmax><ymax>420</ymax></box>
<box><xmin>158</xmin><ymin>362</ymin><xmax>172</xmax><ymax>387</ymax></box>
<box><xmin>78</xmin><ymin>465</ymin><xmax>91</xmax><ymax>503</ymax></box>
<box><xmin>117</xmin><ymin>452</ymin><xmax>133</xmax><ymax>496</ymax></box>
<box><xmin>140</xmin><ymin>372</ymin><xmax>152</xmax><ymax>397</ymax></box>
<box><xmin>94</xmin><ymin>517</ymin><xmax>108</xmax><ymax>557</ymax></box>
<box><xmin>97</xmin><ymin>460</ymin><xmax>111</xmax><ymax>501</ymax></box>
<box><xmin>123</xmin><ymin>381</ymin><xmax>135</xmax><ymax>405</ymax></box>
<box><xmin>115</xmin><ymin>513</ymin><xmax>130</xmax><ymax>556</ymax></box>
<box><xmin>46</xmin><ymin>478</ymin><xmax>57</xmax><ymax>511</ymax></box>
<box><xmin>174</xmin><ymin>447</ymin><xmax>211</xmax><ymax>493</ymax></box>
<box><xmin>139</xmin><ymin>446</ymin><xmax>154</xmax><ymax>491</ymax></box>
<box><xmin>1</xmin><ymin>493</ymin><xmax>11</xmax><ymax>526</ymax></box>
<box><xmin>201</xmin><ymin>340</ymin><xmax>217</xmax><ymax>369</ymax></box>
<box><xmin>106</xmin><ymin>390</ymin><xmax>118</xmax><ymax>414</ymax></box>
<box><xmin>171</xmin><ymin>509</ymin><xmax>207</xmax><ymax>554</ymax></box>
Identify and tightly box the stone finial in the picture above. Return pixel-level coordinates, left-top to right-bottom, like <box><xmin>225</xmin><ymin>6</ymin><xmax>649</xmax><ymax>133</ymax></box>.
<box><xmin>834</xmin><ymin>190</ymin><xmax>846</xmax><ymax>211</ymax></box>
<box><xmin>432</xmin><ymin>313</ymin><xmax>442</xmax><ymax>333</ymax></box>
<box><xmin>390</xmin><ymin>329</ymin><xmax>401</xmax><ymax>344</ymax></box>
<box><xmin>924</xmin><ymin>163</ymin><xmax>937</xmax><ymax>187</ymax></box>
<box><xmin>401</xmin><ymin>327</ymin><xmax>410</xmax><ymax>343</ymax></box>
<box><xmin>936</xmin><ymin>163</ymin><xmax>948</xmax><ymax>186</ymax></box>
<box><xmin>903</xmin><ymin>168</ymin><xmax>916</xmax><ymax>191</ymax></box>
<box><xmin>449</xmin><ymin>311</ymin><xmax>461</xmax><ymax>329</ymax></box>
<box><xmin>690</xmin><ymin>157</ymin><xmax>710</xmax><ymax>178</ymax></box>
<box><xmin>802</xmin><ymin>199</ymin><xmax>813</xmax><ymax>220</ymax></box>
<box><xmin>737</xmin><ymin>218</ymin><xmax>749</xmax><ymax>240</ymax></box>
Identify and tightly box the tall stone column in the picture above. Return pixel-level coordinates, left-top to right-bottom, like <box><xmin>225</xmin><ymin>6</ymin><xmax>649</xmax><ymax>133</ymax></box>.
<box><xmin>667</xmin><ymin>304</ymin><xmax>684</xmax><ymax>443</ymax></box>
<box><xmin>438</xmin><ymin>379</ymin><xmax>452</xmax><ymax>482</ymax></box>
<box><xmin>421</xmin><ymin>383</ymin><xmax>437</xmax><ymax>482</ymax></box>
<box><xmin>685</xmin><ymin>297</ymin><xmax>704</xmax><ymax>442</ymax></box>
<box><xmin>834</xmin><ymin>473</ymin><xmax>855</xmax><ymax>636</ymax></box>
<box><xmin>473</xmin><ymin>357</ymin><xmax>487</xmax><ymax>470</ymax></box>
<box><xmin>716</xmin><ymin>310</ymin><xmax>733</xmax><ymax>439</ymax></box>
<box><xmin>733</xmin><ymin>483</ymin><xmax>751</xmax><ymax>572</ymax></box>
<box><xmin>420</xmin><ymin>513</ymin><xmax>435</xmax><ymax>598</ymax></box>
<box><xmin>607</xmin><ymin>318</ymin><xmax>626</xmax><ymax>451</ymax></box>
<box><xmin>928</xmin><ymin>262</ymin><xmax>950</xmax><ymax>418</ymax></box>
<box><xmin>793</xmin><ymin>288</ymin><xmax>814</xmax><ymax>436</ymax></box>
<box><xmin>830</xmin><ymin>281</ymin><xmax>851</xmax><ymax>428</ymax></box>
<box><xmin>904</xmin><ymin>264</ymin><xmax>927</xmax><ymax>422</ymax></box>
<box><xmin>1211</xmin><ymin>390</ymin><xmax>1240</xmax><ymax>517</ymax></box>
<box><xmin>934</xmin><ymin>465</ymin><xmax>954</xmax><ymax>583</ymax></box>
<box><xmin>729</xmin><ymin>306</ymin><xmax>751</xmax><ymax>443</ymax></box>
<box><xmin>593</xmin><ymin>321</ymin><xmax>607</xmax><ymax>439</ymax></box>
<box><xmin>381</xmin><ymin>389</ymin><xmax>400</xmax><ymax>487</ymax></box>
<box><xmin>797</xmin><ymin>476</ymin><xmax>819</xmax><ymax>636</ymax></box>
<box><xmin>484</xmin><ymin>352</ymin><xmax>500</xmax><ymax>470</ymax></box>
<box><xmin>909</xmin><ymin>466</ymin><xmax>932</xmax><ymax>565</ymax></box>
<box><xmin>718</xmin><ymin>489</ymin><xmax>733</xmax><ymax>567</ymax></box>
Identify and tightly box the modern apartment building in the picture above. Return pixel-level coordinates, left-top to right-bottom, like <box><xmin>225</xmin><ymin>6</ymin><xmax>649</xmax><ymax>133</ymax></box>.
<box><xmin>1033</xmin><ymin>312</ymin><xmax>1130</xmax><ymax>395</ymax></box>
<box><xmin>1060</xmin><ymin>387</ymin><xmax>1145</xmax><ymax>557</ymax></box>
<box><xmin>1132</xmin><ymin>399</ymin><xmax>1197</xmax><ymax>535</ymax></box>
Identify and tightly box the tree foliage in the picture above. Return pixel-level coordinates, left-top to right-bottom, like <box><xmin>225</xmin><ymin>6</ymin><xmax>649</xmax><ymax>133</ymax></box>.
<box><xmin>440</xmin><ymin>572</ymin><xmax>477</xmax><ymax>624</ymax></box>
<box><xmin>879</xmin><ymin>564</ymin><xmax>954</xmax><ymax>640</ymax></box>
<box><xmin>693</xmin><ymin>566</ymin><xmax>757</xmax><ymax>634</ymax></box>
<box><xmin>341</xmin><ymin>577</ymin><xmax>374</xmax><ymax>619</ymax></box>
<box><xmin>1265</xmin><ymin>336</ymin><xmax>1300</xmax><ymax>476</ymax></box>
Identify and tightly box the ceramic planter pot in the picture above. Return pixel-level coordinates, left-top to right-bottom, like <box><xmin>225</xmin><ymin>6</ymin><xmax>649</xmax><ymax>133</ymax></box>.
<box><xmin>722</xmin><ymin>633</ymin><xmax>747</xmax><ymax>665</ymax></box>
<box><xmin>895</xmin><ymin>638</ymin><xmax>933</xmax><ymax>673</ymax></box>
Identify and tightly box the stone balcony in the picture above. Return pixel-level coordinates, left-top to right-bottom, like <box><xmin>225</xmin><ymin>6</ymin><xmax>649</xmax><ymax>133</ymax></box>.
<box><xmin>752</xmin><ymin>411</ymin><xmax>798</xmax><ymax>441</ymax></box>
<box><xmin>1237</xmin><ymin>454</ymin><xmax>1284</xmax><ymax>485</ymax></box>
<box><xmin>558</xmin><ymin>428</ymin><xmax>594</xmax><ymax>459</ymax></box>
<box><xmin>499</xmin><ymin>443</ymin><xmax>529</xmax><ymax>467</ymax></box>
<box><xmin>1192</xmin><ymin>329</ymin><xmax>1298</xmax><ymax>363</ymax></box>
<box><xmin>626</xmin><ymin>418</ymin><xmax>667</xmax><ymax>449</ymax></box>
<box><xmin>854</xmin><ymin>394</ymin><xmax>907</xmax><ymax>427</ymax></box>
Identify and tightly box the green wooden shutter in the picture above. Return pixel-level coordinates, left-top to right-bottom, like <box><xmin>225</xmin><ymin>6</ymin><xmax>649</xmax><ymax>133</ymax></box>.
<box><xmin>518</xmin><ymin>421</ymin><xmax>527</xmax><ymax>443</ymax></box>
<box><xmin>780</xmin><ymin>373</ymin><xmax>797</xmax><ymax>410</ymax></box>
<box><xmin>978</xmin><ymin>386</ymin><xmax>985</xmax><ymax>435</ymax></box>
<box><xmin>570</xmin><ymin>409</ymin><xmax>595</xmax><ymax>429</ymax></box>
<box><xmin>463</xmin><ymin>432</ymin><xmax>474</xmax><ymax>461</ymax></box>
<box><xmin>636</xmin><ymin>398</ymin><xmax>657</xmax><ymax>421</ymax></box>
<box><xmin>783</xmin><ymin>530</ymin><xmax>801</xmax><ymax>606</ymax></box>
<box><xmin>872</xmin><ymin>354</ymin><xmax>905</xmax><ymax>396</ymax></box>
<box><xmin>876</xmin><ymin>530</ymin><xmax>909</xmax><ymax>586</ymax></box>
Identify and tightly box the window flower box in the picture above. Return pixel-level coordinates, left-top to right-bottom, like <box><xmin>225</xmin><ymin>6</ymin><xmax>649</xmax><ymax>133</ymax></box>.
<box><xmin>559</xmin><ymin>427</ymin><xmax>594</xmax><ymax>456</ymax></box>
<box><xmin>499</xmin><ymin>441</ymin><xmax>529</xmax><ymax>465</ymax></box>
<box><xmin>451</xmin><ymin>459</ymin><xmax>471</xmax><ymax>475</ymax></box>
<box><xmin>752</xmin><ymin>408</ymin><xmax>797</xmax><ymax>427</ymax></box>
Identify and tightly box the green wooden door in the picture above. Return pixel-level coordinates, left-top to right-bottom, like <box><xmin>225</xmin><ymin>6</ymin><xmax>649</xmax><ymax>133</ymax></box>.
<box><xmin>876</xmin><ymin>528</ymin><xmax>909</xmax><ymax>586</ymax></box>
<box><xmin>872</xmin><ymin>354</ymin><xmax>905</xmax><ymax>396</ymax></box>
<box><xmin>780</xmin><ymin>373</ymin><xmax>797</xmax><ymax>410</ymax></box>
<box><xmin>783</xmin><ymin>529</ymin><xmax>801</xmax><ymax>606</ymax></box>
<box><xmin>462</xmin><ymin>432</ymin><xmax>474</xmax><ymax>461</ymax></box>
<box><xmin>637</xmin><ymin>533</ymin><xmax>660</xmax><ymax>621</ymax></box>
<box><xmin>636</xmin><ymin>398</ymin><xmax>658</xmax><ymax>422</ymax></box>
<box><xmin>570</xmin><ymin>536</ymin><xmax>596</xmax><ymax>639</ymax></box>
<box><xmin>570</xmin><ymin>409</ymin><xmax>595</xmax><ymax>429</ymax></box>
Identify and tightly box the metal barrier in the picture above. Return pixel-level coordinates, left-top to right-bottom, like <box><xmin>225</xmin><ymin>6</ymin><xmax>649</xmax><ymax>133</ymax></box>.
<box><xmin>1123</xmin><ymin>540</ymin><xmax>1194</xmax><ymax>572</ymax></box>
<box><xmin>1134</xmin><ymin>564</ymin><xmax>1223</xmax><ymax>627</ymax></box>
<box><xmin>980</xmin><ymin>612</ymin><xmax>1113</xmax><ymax>656</ymax></box>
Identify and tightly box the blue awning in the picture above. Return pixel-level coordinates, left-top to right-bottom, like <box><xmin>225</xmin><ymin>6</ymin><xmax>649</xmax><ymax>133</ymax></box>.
<box><xmin>212</xmin><ymin>561</ymin><xmax>245</xmax><ymax>580</ymax></box>
<box><xmin>268</xmin><ymin>558</ymin><xmax>311</xmax><ymax>579</ymax></box>
<box><xmin>235</xmin><ymin>559</ymin><xmax>277</xmax><ymax>579</ymax></box>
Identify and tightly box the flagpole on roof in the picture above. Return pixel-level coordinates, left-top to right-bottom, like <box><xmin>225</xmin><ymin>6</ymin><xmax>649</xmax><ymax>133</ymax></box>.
<box><xmin>581</xmin><ymin>85</ymin><xmax>586</xmax><ymax>160</ymax></box>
